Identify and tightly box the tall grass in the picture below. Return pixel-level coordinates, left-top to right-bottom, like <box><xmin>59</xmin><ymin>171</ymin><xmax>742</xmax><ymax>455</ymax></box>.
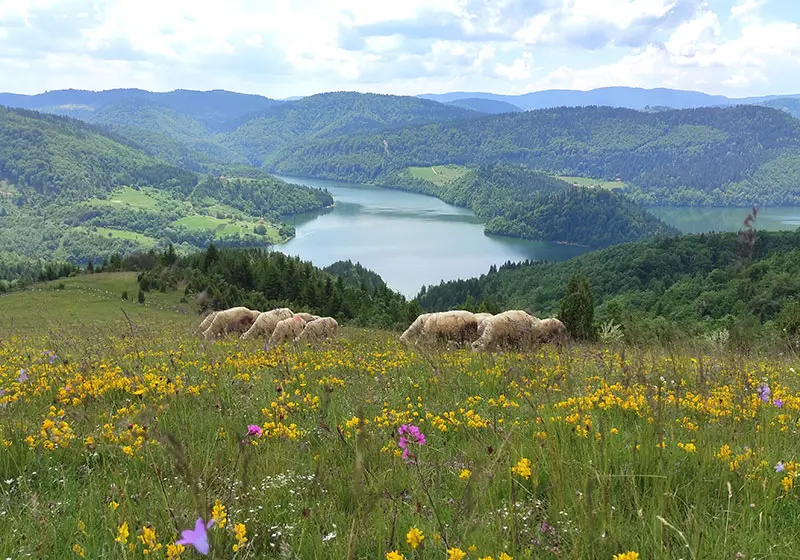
<box><xmin>1</xmin><ymin>320</ymin><xmax>799</xmax><ymax>559</ymax></box>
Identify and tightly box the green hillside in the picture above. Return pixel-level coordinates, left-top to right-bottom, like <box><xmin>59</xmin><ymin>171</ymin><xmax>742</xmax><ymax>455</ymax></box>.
<box><xmin>225</xmin><ymin>91</ymin><xmax>478</xmax><ymax>165</ymax></box>
<box><xmin>418</xmin><ymin>227</ymin><xmax>800</xmax><ymax>341</ymax></box>
<box><xmin>0</xmin><ymin>107</ymin><xmax>332</xmax><ymax>264</ymax></box>
<box><xmin>266</xmin><ymin>105</ymin><xmax>800</xmax><ymax>206</ymax></box>
<box><xmin>759</xmin><ymin>97</ymin><xmax>800</xmax><ymax>118</ymax></box>
<box><xmin>395</xmin><ymin>164</ymin><xmax>677</xmax><ymax>248</ymax></box>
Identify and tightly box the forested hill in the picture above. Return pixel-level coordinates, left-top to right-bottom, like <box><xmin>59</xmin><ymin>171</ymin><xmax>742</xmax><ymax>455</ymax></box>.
<box><xmin>0</xmin><ymin>88</ymin><xmax>280</xmax><ymax>130</ymax></box>
<box><xmin>417</xmin><ymin>227</ymin><xmax>800</xmax><ymax>339</ymax></box>
<box><xmin>0</xmin><ymin>107</ymin><xmax>333</xmax><ymax>266</ymax></box>
<box><xmin>394</xmin><ymin>164</ymin><xmax>678</xmax><ymax>248</ymax></box>
<box><xmin>224</xmin><ymin>91</ymin><xmax>479</xmax><ymax>166</ymax></box>
<box><xmin>0</xmin><ymin>105</ymin><xmax>196</xmax><ymax>201</ymax></box>
<box><xmin>267</xmin><ymin>105</ymin><xmax>800</xmax><ymax>206</ymax></box>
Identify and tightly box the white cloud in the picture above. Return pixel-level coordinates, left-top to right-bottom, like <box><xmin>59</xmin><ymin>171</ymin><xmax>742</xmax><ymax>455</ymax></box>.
<box><xmin>0</xmin><ymin>0</ymin><xmax>798</xmax><ymax>97</ymax></box>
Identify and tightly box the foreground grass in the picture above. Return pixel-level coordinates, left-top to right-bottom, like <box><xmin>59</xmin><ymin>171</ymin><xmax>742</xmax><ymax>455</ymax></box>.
<box><xmin>1</xmin><ymin>304</ymin><xmax>800</xmax><ymax>559</ymax></box>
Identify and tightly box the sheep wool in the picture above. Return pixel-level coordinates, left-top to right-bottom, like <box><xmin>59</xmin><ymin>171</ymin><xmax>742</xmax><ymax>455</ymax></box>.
<box><xmin>399</xmin><ymin>313</ymin><xmax>432</xmax><ymax>344</ymax></box>
<box><xmin>197</xmin><ymin>311</ymin><xmax>218</xmax><ymax>333</ymax></box>
<box><xmin>202</xmin><ymin>307</ymin><xmax>261</xmax><ymax>339</ymax></box>
<box><xmin>535</xmin><ymin>317</ymin><xmax>569</xmax><ymax>345</ymax></box>
<box><xmin>471</xmin><ymin>310</ymin><xmax>540</xmax><ymax>352</ymax></box>
<box><xmin>241</xmin><ymin>308</ymin><xmax>295</xmax><ymax>340</ymax></box>
<box><xmin>474</xmin><ymin>312</ymin><xmax>494</xmax><ymax>337</ymax></box>
<box><xmin>295</xmin><ymin>317</ymin><xmax>339</xmax><ymax>344</ymax></box>
<box><xmin>420</xmin><ymin>310</ymin><xmax>479</xmax><ymax>345</ymax></box>
<box><xmin>293</xmin><ymin>312</ymin><xmax>321</xmax><ymax>323</ymax></box>
<box><xmin>267</xmin><ymin>316</ymin><xmax>307</xmax><ymax>348</ymax></box>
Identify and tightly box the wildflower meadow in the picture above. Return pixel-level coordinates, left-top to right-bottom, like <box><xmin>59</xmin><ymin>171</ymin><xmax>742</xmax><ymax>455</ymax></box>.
<box><xmin>2</xmin><ymin>304</ymin><xmax>800</xmax><ymax>558</ymax></box>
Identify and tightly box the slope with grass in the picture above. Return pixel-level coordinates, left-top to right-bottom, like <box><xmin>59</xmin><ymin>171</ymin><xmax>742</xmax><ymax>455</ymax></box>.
<box><xmin>1</xmin><ymin>272</ymin><xmax>800</xmax><ymax>559</ymax></box>
<box><xmin>267</xmin><ymin>105</ymin><xmax>800</xmax><ymax>205</ymax></box>
<box><xmin>0</xmin><ymin>107</ymin><xmax>333</xmax><ymax>265</ymax></box>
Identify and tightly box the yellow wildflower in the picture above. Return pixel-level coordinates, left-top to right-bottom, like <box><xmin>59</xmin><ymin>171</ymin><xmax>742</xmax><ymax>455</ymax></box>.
<box><xmin>386</xmin><ymin>551</ymin><xmax>405</xmax><ymax>560</ymax></box>
<box><xmin>678</xmin><ymin>442</ymin><xmax>697</xmax><ymax>453</ymax></box>
<box><xmin>613</xmin><ymin>552</ymin><xmax>640</xmax><ymax>560</ymax></box>
<box><xmin>109</xmin><ymin>500</ymin><xmax>119</xmax><ymax>511</ymax></box>
<box><xmin>212</xmin><ymin>499</ymin><xmax>227</xmax><ymax>528</ymax></box>
<box><xmin>468</xmin><ymin>544</ymin><xmax>477</xmax><ymax>552</ymax></box>
<box><xmin>115</xmin><ymin>522</ymin><xmax>130</xmax><ymax>544</ymax></box>
<box><xmin>232</xmin><ymin>522</ymin><xmax>248</xmax><ymax>552</ymax></box>
<box><xmin>406</xmin><ymin>527</ymin><xmax>424</xmax><ymax>549</ymax></box>
<box><xmin>448</xmin><ymin>547</ymin><xmax>467</xmax><ymax>560</ymax></box>
<box><xmin>459</xmin><ymin>468</ymin><xmax>472</xmax><ymax>480</ymax></box>
<box><xmin>782</xmin><ymin>476</ymin><xmax>794</xmax><ymax>492</ymax></box>
<box><xmin>512</xmin><ymin>457</ymin><xmax>532</xmax><ymax>479</ymax></box>
<box><xmin>499</xmin><ymin>553</ymin><xmax>513</xmax><ymax>560</ymax></box>
<box><xmin>166</xmin><ymin>543</ymin><xmax>186</xmax><ymax>558</ymax></box>
<box><xmin>138</xmin><ymin>525</ymin><xmax>162</xmax><ymax>555</ymax></box>
<box><xmin>72</xmin><ymin>544</ymin><xmax>86</xmax><ymax>558</ymax></box>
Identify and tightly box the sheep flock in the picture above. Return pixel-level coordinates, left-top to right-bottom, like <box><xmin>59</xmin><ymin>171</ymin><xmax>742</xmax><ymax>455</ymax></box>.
<box><xmin>198</xmin><ymin>306</ymin><xmax>338</xmax><ymax>348</ymax></box>
<box><xmin>199</xmin><ymin>306</ymin><xmax>566</xmax><ymax>353</ymax></box>
<box><xmin>400</xmin><ymin>309</ymin><xmax>568</xmax><ymax>352</ymax></box>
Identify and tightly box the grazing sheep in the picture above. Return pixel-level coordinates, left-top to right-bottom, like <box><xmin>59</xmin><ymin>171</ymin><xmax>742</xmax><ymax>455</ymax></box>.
<box><xmin>294</xmin><ymin>317</ymin><xmax>339</xmax><ymax>344</ymax></box>
<box><xmin>293</xmin><ymin>312</ymin><xmax>321</xmax><ymax>323</ymax></box>
<box><xmin>399</xmin><ymin>313</ymin><xmax>432</xmax><ymax>344</ymax></box>
<box><xmin>471</xmin><ymin>310</ymin><xmax>540</xmax><ymax>352</ymax></box>
<box><xmin>474</xmin><ymin>312</ymin><xmax>494</xmax><ymax>337</ymax></box>
<box><xmin>266</xmin><ymin>316</ymin><xmax>307</xmax><ymax>348</ymax></box>
<box><xmin>420</xmin><ymin>310</ymin><xmax>479</xmax><ymax>346</ymax></box>
<box><xmin>202</xmin><ymin>307</ymin><xmax>260</xmax><ymax>339</ymax></box>
<box><xmin>535</xmin><ymin>317</ymin><xmax>569</xmax><ymax>346</ymax></box>
<box><xmin>241</xmin><ymin>308</ymin><xmax>295</xmax><ymax>340</ymax></box>
<box><xmin>197</xmin><ymin>310</ymin><xmax>218</xmax><ymax>333</ymax></box>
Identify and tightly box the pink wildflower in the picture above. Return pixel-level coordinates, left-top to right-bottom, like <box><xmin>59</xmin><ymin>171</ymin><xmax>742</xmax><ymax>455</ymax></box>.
<box><xmin>176</xmin><ymin>517</ymin><xmax>214</xmax><ymax>555</ymax></box>
<box><xmin>397</xmin><ymin>424</ymin><xmax>426</xmax><ymax>463</ymax></box>
<box><xmin>247</xmin><ymin>424</ymin><xmax>263</xmax><ymax>437</ymax></box>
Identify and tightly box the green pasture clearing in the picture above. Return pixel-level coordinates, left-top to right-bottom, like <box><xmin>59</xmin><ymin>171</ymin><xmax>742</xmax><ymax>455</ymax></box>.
<box><xmin>408</xmin><ymin>164</ymin><xmax>469</xmax><ymax>186</ymax></box>
<box><xmin>558</xmin><ymin>175</ymin><xmax>627</xmax><ymax>189</ymax></box>
<box><xmin>83</xmin><ymin>227</ymin><xmax>159</xmax><ymax>247</ymax></box>
<box><xmin>87</xmin><ymin>186</ymin><xmax>162</xmax><ymax>210</ymax></box>
<box><xmin>0</xmin><ymin>272</ymin><xmax>192</xmax><ymax>332</ymax></box>
<box><xmin>174</xmin><ymin>215</ymin><xmax>281</xmax><ymax>242</ymax></box>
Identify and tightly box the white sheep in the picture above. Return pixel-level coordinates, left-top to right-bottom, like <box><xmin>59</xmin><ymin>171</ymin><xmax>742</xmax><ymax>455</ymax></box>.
<box><xmin>294</xmin><ymin>317</ymin><xmax>339</xmax><ymax>344</ymax></box>
<box><xmin>471</xmin><ymin>310</ymin><xmax>540</xmax><ymax>352</ymax></box>
<box><xmin>241</xmin><ymin>308</ymin><xmax>295</xmax><ymax>340</ymax></box>
<box><xmin>197</xmin><ymin>310</ymin><xmax>218</xmax><ymax>333</ymax></box>
<box><xmin>399</xmin><ymin>313</ymin><xmax>432</xmax><ymax>345</ymax></box>
<box><xmin>266</xmin><ymin>315</ymin><xmax>307</xmax><ymax>348</ymax></box>
<box><xmin>419</xmin><ymin>310</ymin><xmax>479</xmax><ymax>345</ymax></box>
<box><xmin>293</xmin><ymin>312</ymin><xmax>321</xmax><ymax>323</ymax></box>
<box><xmin>202</xmin><ymin>307</ymin><xmax>260</xmax><ymax>339</ymax></box>
<box><xmin>535</xmin><ymin>317</ymin><xmax>569</xmax><ymax>346</ymax></box>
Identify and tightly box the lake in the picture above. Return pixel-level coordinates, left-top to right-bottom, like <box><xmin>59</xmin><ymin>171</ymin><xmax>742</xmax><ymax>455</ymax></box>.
<box><xmin>650</xmin><ymin>206</ymin><xmax>800</xmax><ymax>234</ymax></box>
<box><xmin>275</xmin><ymin>176</ymin><xmax>589</xmax><ymax>298</ymax></box>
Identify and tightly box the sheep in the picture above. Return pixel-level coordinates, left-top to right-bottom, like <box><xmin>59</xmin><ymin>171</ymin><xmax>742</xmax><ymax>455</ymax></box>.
<box><xmin>202</xmin><ymin>307</ymin><xmax>260</xmax><ymax>339</ymax></box>
<box><xmin>197</xmin><ymin>310</ymin><xmax>218</xmax><ymax>333</ymax></box>
<box><xmin>293</xmin><ymin>312</ymin><xmax>321</xmax><ymax>323</ymax></box>
<box><xmin>474</xmin><ymin>312</ymin><xmax>494</xmax><ymax>337</ymax></box>
<box><xmin>420</xmin><ymin>310</ymin><xmax>479</xmax><ymax>346</ymax></box>
<box><xmin>471</xmin><ymin>310</ymin><xmax>540</xmax><ymax>352</ymax></box>
<box><xmin>294</xmin><ymin>317</ymin><xmax>339</xmax><ymax>344</ymax></box>
<box><xmin>241</xmin><ymin>308</ymin><xmax>295</xmax><ymax>340</ymax></box>
<box><xmin>535</xmin><ymin>317</ymin><xmax>569</xmax><ymax>346</ymax></box>
<box><xmin>266</xmin><ymin>315</ymin><xmax>307</xmax><ymax>349</ymax></box>
<box><xmin>399</xmin><ymin>313</ymin><xmax>432</xmax><ymax>345</ymax></box>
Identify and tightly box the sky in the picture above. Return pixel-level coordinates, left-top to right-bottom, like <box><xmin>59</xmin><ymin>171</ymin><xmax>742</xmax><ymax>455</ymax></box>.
<box><xmin>0</xmin><ymin>0</ymin><xmax>798</xmax><ymax>99</ymax></box>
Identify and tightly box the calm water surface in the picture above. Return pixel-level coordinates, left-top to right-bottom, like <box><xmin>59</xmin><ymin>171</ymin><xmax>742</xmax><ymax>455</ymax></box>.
<box><xmin>650</xmin><ymin>206</ymin><xmax>800</xmax><ymax>234</ymax></box>
<box><xmin>276</xmin><ymin>176</ymin><xmax>588</xmax><ymax>298</ymax></box>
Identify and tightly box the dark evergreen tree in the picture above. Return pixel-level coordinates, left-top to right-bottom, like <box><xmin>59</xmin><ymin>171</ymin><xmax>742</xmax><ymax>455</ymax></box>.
<box><xmin>559</xmin><ymin>273</ymin><xmax>596</xmax><ymax>340</ymax></box>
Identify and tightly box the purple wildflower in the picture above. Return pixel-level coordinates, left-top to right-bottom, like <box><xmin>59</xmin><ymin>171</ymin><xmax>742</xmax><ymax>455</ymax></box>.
<box><xmin>16</xmin><ymin>369</ymin><xmax>28</xmax><ymax>383</ymax></box>
<box><xmin>776</xmin><ymin>461</ymin><xmax>786</xmax><ymax>473</ymax></box>
<box><xmin>176</xmin><ymin>517</ymin><xmax>214</xmax><ymax>555</ymax></box>
<box><xmin>774</xmin><ymin>398</ymin><xmax>784</xmax><ymax>408</ymax></box>
<box><xmin>397</xmin><ymin>424</ymin><xmax>426</xmax><ymax>463</ymax></box>
<box><xmin>756</xmin><ymin>383</ymin><xmax>771</xmax><ymax>403</ymax></box>
<box><xmin>247</xmin><ymin>424</ymin><xmax>263</xmax><ymax>437</ymax></box>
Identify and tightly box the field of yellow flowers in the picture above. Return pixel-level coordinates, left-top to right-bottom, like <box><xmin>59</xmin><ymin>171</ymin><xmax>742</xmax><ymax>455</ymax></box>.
<box><xmin>2</xmin><ymin>310</ymin><xmax>800</xmax><ymax>558</ymax></box>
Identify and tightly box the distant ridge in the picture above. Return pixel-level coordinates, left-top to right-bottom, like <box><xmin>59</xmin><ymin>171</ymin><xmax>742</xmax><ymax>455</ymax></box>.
<box><xmin>418</xmin><ymin>86</ymin><xmax>800</xmax><ymax>111</ymax></box>
<box><xmin>443</xmin><ymin>98</ymin><xmax>522</xmax><ymax>114</ymax></box>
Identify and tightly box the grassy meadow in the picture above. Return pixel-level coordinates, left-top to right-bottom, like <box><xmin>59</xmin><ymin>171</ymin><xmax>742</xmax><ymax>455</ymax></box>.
<box><xmin>1</xmin><ymin>274</ymin><xmax>800</xmax><ymax>559</ymax></box>
<box><xmin>557</xmin><ymin>177</ymin><xmax>627</xmax><ymax>190</ymax></box>
<box><xmin>408</xmin><ymin>165</ymin><xmax>469</xmax><ymax>187</ymax></box>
